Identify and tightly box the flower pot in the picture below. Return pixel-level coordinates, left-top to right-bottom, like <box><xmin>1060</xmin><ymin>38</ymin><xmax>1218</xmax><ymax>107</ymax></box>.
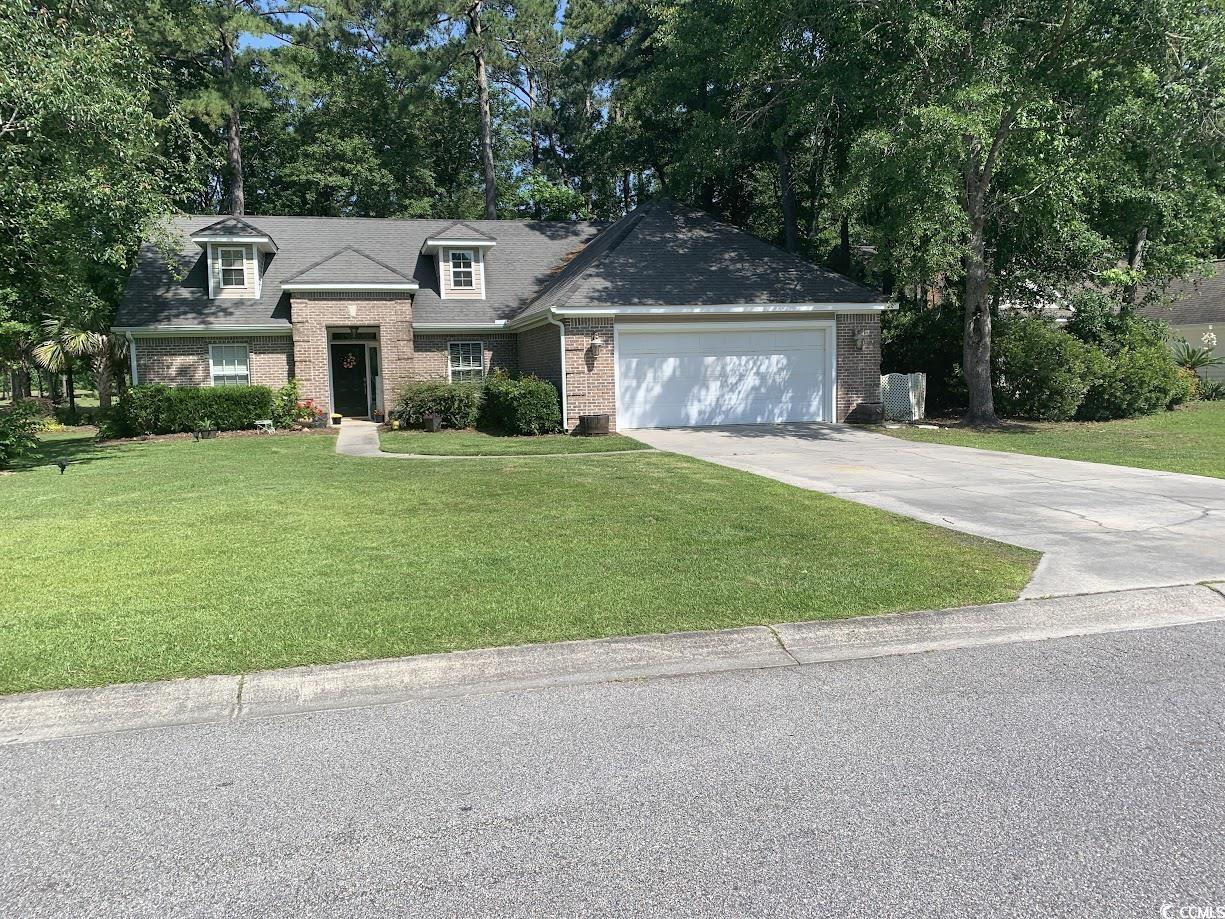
<box><xmin>372</xmin><ymin>411</ymin><xmax>385</xmax><ymax>424</ymax></box>
<box><xmin>194</xmin><ymin>428</ymin><xmax>219</xmax><ymax>440</ymax></box>
<box><xmin>331</xmin><ymin>415</ymin><xmax>343</xmax><ymax>426</ymax></box>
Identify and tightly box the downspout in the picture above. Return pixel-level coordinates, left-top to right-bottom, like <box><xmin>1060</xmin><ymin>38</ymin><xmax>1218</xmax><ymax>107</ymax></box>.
<box><xmin>126</xmin><ymin>333</ymin><xmax>139</xmax><ymax>386</ymax></box>
<box><xmin>547</xmin><ymin>313</ymin><xmax>568</xmax><ymax>432</ymax></box>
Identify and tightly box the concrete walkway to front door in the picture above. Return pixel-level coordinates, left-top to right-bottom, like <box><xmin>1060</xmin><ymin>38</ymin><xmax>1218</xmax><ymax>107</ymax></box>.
<box><xmin>630</xmin><ymin>424</ymin><xmax>1225</xmax><ymax>598</ymax></box>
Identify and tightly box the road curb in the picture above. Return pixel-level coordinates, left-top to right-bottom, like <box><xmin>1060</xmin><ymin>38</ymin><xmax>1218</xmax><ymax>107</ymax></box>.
<box><xmin>4</xmin><ymin>584</ymin><xmax>1224</xmax><ymax>746</ymax></box>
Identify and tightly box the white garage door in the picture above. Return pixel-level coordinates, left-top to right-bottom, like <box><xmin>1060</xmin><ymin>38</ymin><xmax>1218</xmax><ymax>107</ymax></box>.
<box><xmin>616</xmin><ymin>321</ymin><xmax>833</xmax><ymax>428</ymax></box>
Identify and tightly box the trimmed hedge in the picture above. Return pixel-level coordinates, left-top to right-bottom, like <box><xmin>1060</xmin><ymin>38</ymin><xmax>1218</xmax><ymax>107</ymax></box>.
<box><xmin>480</xmin><ymin>372</ymin><xmax>562</xmax><ymax>434</ymax></box>
<box><xmin>107</xmin><ymin>384</ymin><xmax>275</xmax><ymax>436</ymax></box>
<box><xmin>390</xmin><ymin>380</ymin><xmax>483</xmax><ymax>429</ymax></box>
<box><xmin>390</xmin><ymin>374</ymin><xmax>562</xmax><ymax>434</ymax></box>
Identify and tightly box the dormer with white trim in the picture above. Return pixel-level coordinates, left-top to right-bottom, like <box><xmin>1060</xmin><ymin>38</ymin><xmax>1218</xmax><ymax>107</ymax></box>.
<box><xmin>421</xmin><ymin>221</ymin><xmax>496</xmax><ymax>300</ymax></box>
<box><xmin>190</xmin><ymin>217</ymin><xmax>278</xmax><ymax>300</ymax></box>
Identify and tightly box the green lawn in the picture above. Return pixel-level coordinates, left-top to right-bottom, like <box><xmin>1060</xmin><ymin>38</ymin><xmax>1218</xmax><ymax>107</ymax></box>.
<box><xmin>380</xmin><ymin>429</ymin><xmax>651</xmax><ymax>455</ymax></box>
<box><xmin>0</xmin><ymin>432</ymin><xmax>1036</xmax><ymax>695</ymax></box>
<box><xmin>878</xmin><ymin>401</ymin><xmax>1225</xmax><ymax>479</ymax></box>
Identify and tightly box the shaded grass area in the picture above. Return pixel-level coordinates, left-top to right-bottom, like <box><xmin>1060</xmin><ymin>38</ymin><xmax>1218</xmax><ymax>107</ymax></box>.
<box><xmin>877</xmin><ymin>402</ymin><xmax>1225</xmax><ymax>479</ymax></box>
<box><xmin>0</xmin><ymin>433</ymin><xmax>1036</xmax><ymax>694</ymax></box>
<box><xmin>379</xmin><ymin>429</ymin><xmax>651</xmax><ymax>455</ymax></box>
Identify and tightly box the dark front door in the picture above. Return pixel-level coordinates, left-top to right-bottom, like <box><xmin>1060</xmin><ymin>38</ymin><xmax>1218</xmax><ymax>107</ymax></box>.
<box><xmin>331</xmin><ymin>343</ymin><xmax>369</xmax><ymax>416</ymax></box>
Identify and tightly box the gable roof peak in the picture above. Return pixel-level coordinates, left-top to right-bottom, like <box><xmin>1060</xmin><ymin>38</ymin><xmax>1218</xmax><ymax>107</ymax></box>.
<box><xmin>190</xmin><ymin>215</ymin><xmax>278</xmax><ymax>252</ymax></box>
<box><xmin>282</xmin><ymin>245</ymin><xmax>417</xmax><ymax>288</ymax></box>
<box><xmin>429</xmin><ymin>220</ymin><xmax>497</xmax><ymax>241</ymax></box>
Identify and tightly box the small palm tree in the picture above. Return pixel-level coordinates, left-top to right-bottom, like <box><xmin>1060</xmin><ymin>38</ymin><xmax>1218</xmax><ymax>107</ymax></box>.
<box><xmin>1172</xmin><ymin>340</ymin><xmax>1224</xmax><ymax>374</ymax></box>
<box><xmin>32</xmin><ymin>317</ymin><xmax>104</xmax><ymax>415</ymax></box>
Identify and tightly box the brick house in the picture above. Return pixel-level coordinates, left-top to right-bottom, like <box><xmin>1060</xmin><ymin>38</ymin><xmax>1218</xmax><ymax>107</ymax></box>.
<box><xmin>114</xmin><ymin>201</ymin><xmax>891</xmax><ymax>430</ymax></box>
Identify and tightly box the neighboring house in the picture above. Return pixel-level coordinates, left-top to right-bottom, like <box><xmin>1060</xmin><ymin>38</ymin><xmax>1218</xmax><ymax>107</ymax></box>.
<box><xmin>113</xmin><ymin>200</ymin><xmax>891</xmax><ymax>431</ymax></box>
<box><xmin>1143</xmin><ymin>260</ymin><xmax>1225</xmax><ymax>382</ymax></box>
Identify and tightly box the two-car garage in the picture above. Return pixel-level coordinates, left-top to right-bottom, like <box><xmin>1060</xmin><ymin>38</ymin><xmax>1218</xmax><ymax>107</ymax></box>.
<box><xmin>614</xmin><ymin>320</ymin><xmax>836</xmax><ymax>428</ymax></box>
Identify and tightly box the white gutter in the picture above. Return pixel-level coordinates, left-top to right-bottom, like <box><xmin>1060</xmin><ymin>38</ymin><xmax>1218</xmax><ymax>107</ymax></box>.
<box><xmin>548</xmin><ymin>316</ymin><xmax>569</xmax><ymax>432</ymax></box>
<box><xmin>191</xmin><ymin>235</ymin><xmax>277</xmax><ymax>253</ymax></box>
<box><xmin>421</xmin><ymin>238</ymin><xmax>497</xmax><ymax>254</ymax></box>
<box><xmin>281</xmin><ymin>282</ymin><xmax>418</xmax><ymax>292</ymax></box>
<box><xmin>126</xmin><ymin>332</ymin><xmax>138</xmax><ymax>385</ymax></box>
<box><xmin>552</xmin><ymin>302</ymin><xmax>894</xmax><ymax>317</ymax></box>
<box><xmin>113</xmin><ymin>325</ymin><xmax>292</xmax><ymax>337</ymax></box>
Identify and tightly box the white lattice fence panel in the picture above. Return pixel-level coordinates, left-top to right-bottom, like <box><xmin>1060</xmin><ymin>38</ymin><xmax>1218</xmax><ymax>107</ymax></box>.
<box><xmin>880</xmin><ymin>373</ymin><xmax>927</xmax><ymax>422</ymax></box>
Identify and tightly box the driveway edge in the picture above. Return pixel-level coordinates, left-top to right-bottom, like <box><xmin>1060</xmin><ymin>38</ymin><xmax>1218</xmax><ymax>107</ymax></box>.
<box><xmin>5</xmin><ymin>584</ymin><xmax>1224</xmax><ymax>746</ymax></box>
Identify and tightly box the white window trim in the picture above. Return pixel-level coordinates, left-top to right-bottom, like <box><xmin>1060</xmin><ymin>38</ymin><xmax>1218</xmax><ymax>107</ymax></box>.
<box><xmin>217</xmin><ymin>245</ymin><xmax>248</xmax><ymax>289</ymax></box>
<box><xmin>209</xmin><ymin>343</ymin><xmax>251</xmax><ymax>387</ymax></box>
<box><xmin>449</xmin><ymin>249</ymin><xmax>476</xmax><ymax>290</ymax></box>
<box><xmin>447</xmin><ymin>340</ymin><xmax>485</xmax><ymax>382</ymax></box>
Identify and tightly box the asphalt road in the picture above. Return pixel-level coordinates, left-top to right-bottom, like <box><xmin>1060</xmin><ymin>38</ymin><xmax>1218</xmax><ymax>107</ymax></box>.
<box><xmin>3</xmin><ymin>622</ymin><xmax>1224</xmax><ymax>918</ymax></box>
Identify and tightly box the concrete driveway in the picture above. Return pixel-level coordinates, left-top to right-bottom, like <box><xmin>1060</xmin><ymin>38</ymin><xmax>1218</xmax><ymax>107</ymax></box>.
<box><xmin>630</xmin><ymin>424</ymin><xmax>1225</xmax><ymax>598</ymax></box>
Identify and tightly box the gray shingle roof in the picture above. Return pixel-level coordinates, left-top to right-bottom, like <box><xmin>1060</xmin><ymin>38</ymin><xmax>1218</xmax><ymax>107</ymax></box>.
<box><xmin>282</xmin><ymin>247</ymin><xmax>415</xmax><ymax>285</ymax></box>
<box><xmin>1142</xmin><ymin>260</ymin><xmax>1225</xmax><ymax>325</ymax></box>
<box><xmin>116</xmin><ymin>215</ymin><xmax>603</xmax><ymax>329</ymax></box>
<box><xmin>115</xmin><ymin>201</ymin><xmax>885</xmax><ymax>331</ymax></box>
<box><xmin>428</xmin><ymin>220</ymin><xmax>497</xmax><ymax>242</ymax></box>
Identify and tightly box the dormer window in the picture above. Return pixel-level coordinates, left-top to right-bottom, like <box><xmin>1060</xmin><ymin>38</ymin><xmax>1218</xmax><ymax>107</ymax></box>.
<box><xmin>450</xmin><ymin>250</ymin><xmax>475</xmax><ymax>289</ymax></box>
<box><xmin>218</xmin><ymin>247</ymin><xmax>247</xmax><ymax>288</ymax></box>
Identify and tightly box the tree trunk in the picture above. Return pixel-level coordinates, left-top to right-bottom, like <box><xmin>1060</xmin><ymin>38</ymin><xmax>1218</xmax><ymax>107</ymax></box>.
<box><xmin>776</xmin><ymin>146</ymin><xmax>798</xmax><ymax>254</ymax></box>
<box><xmin>220</xmin><ymin>28</ymin><xmax>244</xmax><ymax>216</ymax></box>
<box><xmin>95</xmin><ymin>354</ymin><xmax>112</xmax><ymax>410</ymax></box>
<box><xmin>962</xmin><ymin>198</ymin><xmax>997</xmax><ymax>426</ymax></box>
<box><xmin>10</xmin><ymin>368</ymin><xmax>29</xmax><ymax>401</ymax></box>
<box><xmin>65</xmin><ymin>362</ymin><xmax>76</xmax><ymax>414</ymax></box>
<box><xmin>469</xmin><ymin>0</ymin><xmax>497</xmax><ymax>219</ymax></box>
<box><xmin>837</xmin><ymin>214</ymin><xmax>851</xmax><ymax>273</ymax></box>
<box><xmin>1122</xmin><ymin>224</ymin><xmax>1149</xmax><ymax>314</ymax></box>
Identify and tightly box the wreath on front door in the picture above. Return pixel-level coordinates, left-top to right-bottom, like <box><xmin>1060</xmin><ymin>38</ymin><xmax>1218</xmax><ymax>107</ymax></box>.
<box><xmin>342</xmin><ymin>353</ymin><xmax>358</xmax><ymax>370</ymax></box>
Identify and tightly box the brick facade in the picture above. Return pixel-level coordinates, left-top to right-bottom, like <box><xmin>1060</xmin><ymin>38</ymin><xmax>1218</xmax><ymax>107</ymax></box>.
<box><xmin>411</xmin><ymin>334</ymin><xmax>517</xmax><ymax>382</ymax></box>
<box><xmin>835</xmin><ymin>313</ymin><xmax>883</xmax><ymax>422</ymax></box>
<box><xmin>134</xmin><ymin>335</ymin><xmax>293</xmax><ymax>388</ymax></box>
<box><xmin>562</xmin><ymin>317</ymin><xmax>616</xmax><ymax>431</ymax></box>
<box><xmin>289</xmin><ymin>292</ymin><xmax>413</xmax><ymax>413</ymax></box>
<box><xmin>132</xmin><ymin>308</ymin><xmax>881</xmax><ymax>427</ymax></box>
<box><xmin>517</xmin><ymin>322</ymin><xmax>563</xmax><ymax>392</ymax></box>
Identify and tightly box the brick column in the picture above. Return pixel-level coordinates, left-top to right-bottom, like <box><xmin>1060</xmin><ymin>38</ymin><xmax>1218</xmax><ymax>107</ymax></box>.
<box><xmin>562</xmin><ymin>317</ymin><xmax>616</xmax><ymax>431</ymax></box>
<box><xmin>289</xmin><ymin>293</ymin><xmax>413</xmax><ymax>414</ymax></box>
<box><xmin>835</xmin><ymin>313</ymin><xmax>883</xmax><ymax>422</ymax></box>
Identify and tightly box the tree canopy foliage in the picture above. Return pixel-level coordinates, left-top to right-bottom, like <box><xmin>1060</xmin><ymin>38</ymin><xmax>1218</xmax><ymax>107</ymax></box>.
<box><xmin>1</xmin><ymin>0</ymin><xmax>1223</xmax><ymax>421</ymax></box>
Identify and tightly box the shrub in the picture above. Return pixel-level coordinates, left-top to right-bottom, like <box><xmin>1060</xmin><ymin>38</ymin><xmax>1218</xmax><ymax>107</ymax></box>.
<box><xmin>479</xmin><ymin>372</ymin><xmax>562</xmax><ymax>434</ymax></box>
<box><xmin>881</xmin><ymin>299</ymin><xmax>967</xmax><ymax>414</ymax></box>
<box><xmin>107</xmin><ymin>384</ymin><xmax>275</xmax><ymax>436</ymax></box>
<box><xmin>271</xmin><ymin>379</ymin><xmax>319</xmax><ymax>428</ymax></box>
<box><xmin>391</xmin><ymin>380</ymin><xmax>483</xmax><ymax>429</ymax></box>
<box><xmin>993</xmin><ymin>318</ymin><xmax>1099</xmax><ymax>421</ymax></box>
<box><xmin>1077</xmin><ymin>345</ymin><xmax>1186</xmax><ymax>420</ymax></box>
<box><xmin>0</xmin><ymin>400</ymin><xmax>43</xmax><ymax>467</ymax></box>
<box><xmin>1202</xmin><ymin>380</ymin><xmax>1225</xmax><ymax>401</ymax></box>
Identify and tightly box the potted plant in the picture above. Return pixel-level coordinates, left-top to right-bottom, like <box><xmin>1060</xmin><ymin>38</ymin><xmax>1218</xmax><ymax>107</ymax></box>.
<box><xmin>194</xmin><ymin>417</ymin><xmax>219</xmax><ymax>440</ymax></box>
<box><xmin>331</xmin><ymin>412</ymin><xmax>343</xmax><ymax>426</ymax></box>
<box><xmin>372</xmin><ymin>408</ymin><xmax>386</xmax><ymax>424</ymax></box>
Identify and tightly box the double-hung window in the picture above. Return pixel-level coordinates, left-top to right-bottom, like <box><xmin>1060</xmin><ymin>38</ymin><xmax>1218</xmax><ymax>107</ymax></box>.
<box><xmin>218</xmin><ymin>246</ymin><xmax>247</xmax><ymax>288</ymax></box>
<box><xmin>448</xmin><ymin>341</ymin><xmax>484</xmax><ymax>382</ymax></box>
<box><xmin>449</xmin><ymin>250</ymin><xmax>474</xmax><ymax>289</ymax></box>
<box><xmin>209</xmin><ymin>344</ymin><xmax>250</xmax><ymax>386</ymax></box>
